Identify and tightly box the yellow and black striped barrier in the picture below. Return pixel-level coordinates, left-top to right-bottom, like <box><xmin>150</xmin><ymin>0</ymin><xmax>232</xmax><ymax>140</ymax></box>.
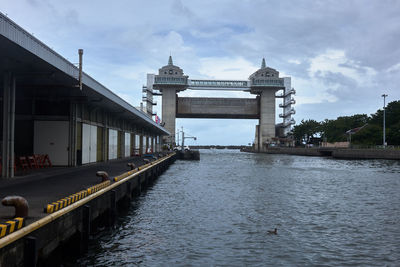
<box><xmin>44</xmin><ymin>190</ymin><xmax>88</xmax><ymax>214</ymax></box>
<box><xmin>0</xmin><ymin>218</ymin><xmax>25</xmax><ymax>239</ymax></box>
<box><xmin>114</xmin><ymin>170</ymin><xmax>137</xmax><ymax>182</ymax></box>
<box><xmin>113</xmin><ymin>159</ymin><xmax>160</xmax><ymax>182</ymax></box>
<box><xmin>43</xmin><ymin>159</ymin><xmax>162</xmax><ymax>213</ymax></box>
<box><xmin>44</xmin><ymin>180</ymin><xmax>111</xmax><ymax>214</ymax></box>
<box><xmin>87</xmin><ymin>180</ymin><xmax>110</xmax><ymax>195</ymax></box>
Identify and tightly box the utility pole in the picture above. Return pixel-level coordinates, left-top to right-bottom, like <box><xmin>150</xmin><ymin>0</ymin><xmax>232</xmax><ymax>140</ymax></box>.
<box><xmin>181</xmin><ymin>126</ymin><xmax>184</xmax><ymax>151</ymax></box>
<box><xmin>176</xmin><ymin>128</ymin><xmax>180</xmax><ymax>148</ymax></box>
<box><xmin>78</xmin><ymin>49</ymin><xmax>83</xmax><ymax>90</ymax></box>
<box><xmin>180</xmin><ymin>126</ymin><xmax>196</xmax><ymax>151</ymax></box>
<box><xmin>382</xmin><ymin>94</ymin><xmax>388</xmax><ymax>148</ymax></box>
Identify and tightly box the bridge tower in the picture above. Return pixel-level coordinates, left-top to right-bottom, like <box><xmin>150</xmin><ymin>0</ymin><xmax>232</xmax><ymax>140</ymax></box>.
<box><xmin>153</xmin><ymin>56</ymin><xmax>188</xmax><ymax>146</ymax></box>
<box><xmin>151</xmin><ymin>57</ymin><xmax>293</xmax><ymax>149</ymax></box>
<box><xmin>250</xmin><ymin>58</ymin><xmax>285</xmax><ymax>151</ymax></box>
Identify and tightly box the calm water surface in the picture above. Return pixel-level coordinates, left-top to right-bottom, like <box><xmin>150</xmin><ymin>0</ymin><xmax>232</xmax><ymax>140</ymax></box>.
<box><xmin>78</xmin><ymin>150</ymin><xmax>400</xmax><ymax>266</ymax></box>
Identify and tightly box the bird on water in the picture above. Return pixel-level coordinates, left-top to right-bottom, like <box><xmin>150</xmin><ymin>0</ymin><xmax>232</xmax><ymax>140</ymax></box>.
<box><xmin>267</xmin><ymin>228</ymin><xmax>278</xmax><ymax>235</ymax></box>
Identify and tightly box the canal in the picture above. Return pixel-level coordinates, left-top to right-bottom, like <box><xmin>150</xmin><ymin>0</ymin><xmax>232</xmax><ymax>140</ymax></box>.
<box><xmin>77</xmin><ymin>149</ymin><xmax>400</xmax><ymax>266</ymax></box>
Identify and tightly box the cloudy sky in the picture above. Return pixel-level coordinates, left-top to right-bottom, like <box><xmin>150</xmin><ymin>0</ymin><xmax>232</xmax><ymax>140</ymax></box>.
<box><xmin>2</xmin><ymin>0</ymin><xmax>399</xmax><ymax>145</ymax></box>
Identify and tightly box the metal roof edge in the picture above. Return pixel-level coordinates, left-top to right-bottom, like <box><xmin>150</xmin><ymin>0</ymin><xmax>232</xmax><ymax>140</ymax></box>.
<box><xmin>0</xmin><ymin>12</ymin><xmax>169</xmax><ymax>135</ymax></box>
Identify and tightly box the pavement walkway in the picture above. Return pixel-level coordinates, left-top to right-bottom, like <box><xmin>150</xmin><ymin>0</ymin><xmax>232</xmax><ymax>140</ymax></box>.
<box><xmin>0</xmin><ymin>156</ymin><xmax>149</xmax><ymax>225</ymax></box>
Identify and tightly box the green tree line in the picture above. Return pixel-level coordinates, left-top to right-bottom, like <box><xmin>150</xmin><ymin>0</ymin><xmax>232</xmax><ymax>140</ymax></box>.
<box><xmin>292</xmin><ymin>100</ymin><xmax>400</xmax><ymax>146</ymax></box>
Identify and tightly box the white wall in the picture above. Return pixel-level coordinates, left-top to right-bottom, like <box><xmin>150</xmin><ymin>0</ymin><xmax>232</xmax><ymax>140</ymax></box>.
<box><xmin>135</xmin><ymin>135</ymin><xmax>140</xmax><ymax>149</ymax></box>
<box><xmin>34</xmin><ymin>121</ymin><xmax>69</xmax><ymax>166</ymax></box>
<box><xmin>108</xmin><ymin>129</ymin><xmax>118</xmax><ymax>159</ymax></box>
<box><xmin>82</xmin><ymin>124</ymin><xmax>97</xmax><ymax>164</ymax></box>
<box><xmin>124</xmin><ymin>132</ymin><xmax>131</xmax><ymax>157</ymax></box>
<box><xmin>142</xmin><ymin>135</ymin><xmax>147</xmax><ymax>154</ymax></box>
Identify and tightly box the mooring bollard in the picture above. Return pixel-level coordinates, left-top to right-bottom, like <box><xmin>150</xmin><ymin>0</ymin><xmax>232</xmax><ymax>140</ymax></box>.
<box><xmin>127</xmin><ymin>163</ymin><xmax>136</xmax><ymax>170</ymax></box>
<box><xmin>1</xmin><ymin>195</ymin><xmax>29</xmax><ymax>217</ymax></box>
<box><xmin>96</xmin><ymin>171</ymin><xmax>109</xmax><ymax>182</ymax></box>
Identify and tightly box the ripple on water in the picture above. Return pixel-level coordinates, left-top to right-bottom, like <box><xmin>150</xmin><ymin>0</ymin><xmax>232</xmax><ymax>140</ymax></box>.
<box><xmin>77</xmin><ymin>150</ymin><xmax>400</xmax><ymax>266</ymax></box>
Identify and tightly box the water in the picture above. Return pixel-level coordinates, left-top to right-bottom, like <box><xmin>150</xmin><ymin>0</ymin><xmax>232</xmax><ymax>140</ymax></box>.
<box><xmin>78</xmin><ymin>150</ymin><xmax>400</xmax><ymax>266</ymax></box>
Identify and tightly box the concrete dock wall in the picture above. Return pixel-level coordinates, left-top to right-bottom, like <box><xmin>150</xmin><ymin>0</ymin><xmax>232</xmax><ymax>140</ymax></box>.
<box><xmin>332</xmin><ymin>149</ymin><xmax>400</xmax><ymax>160</ymax></box>
<box><xmin>247</xmin><ymin>147</ymin><xmax>400</xmax><ymax>160</ymax></box>
<box><xmin>0</xmin><ymin>153</ymin><xmax>176</xmax><ymax>266</ymax></box>
<box><xmin>261</xmin><ymin>147</ymin><xmax>321</xmax><ymax>156</ymax></box>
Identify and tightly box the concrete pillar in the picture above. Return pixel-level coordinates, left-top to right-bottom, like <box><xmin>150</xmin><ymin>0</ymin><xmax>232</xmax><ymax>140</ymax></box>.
<box><xmin>2</xmin><ymin>72</ymin><xmax>16</xmax><ymax>178</ymax></box>
<box><xmin>120</xmin><ymin>131</ymin><xmax>125</xmax><ymax>158</ymax></box>
<box><xmin>69</xmin><ymin>102</ymin><xmax>77</xmax><ymax>166</ymax></box>
<box><xmin>254</xmin><ymin>125</ymin><xmax>260</xmax><ymax>152</ymax></box>
<box><xmin>102</xmin><ymin>111</ymin><xmax>107</xmax><ymax>161</ymax></box>
<box><xmin>161</xmin><ymin>89</ymin><xmax>176</xmax><ymax>146</ymax></box>
<box><xmin>258</xmin><ymin>90</ymin><xmax>276</xmax><ymax>150</ymax></box>
<box><xmin>139</xmin><ymin>132</ymin><xmax>143</xmax><ymax>155</ymax></box>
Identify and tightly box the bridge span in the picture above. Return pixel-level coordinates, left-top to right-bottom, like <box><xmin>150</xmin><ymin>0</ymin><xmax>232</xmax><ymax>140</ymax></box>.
<box><xmin>177</xmin><ymin>97</ymin><xmax>259</xmax><ymax>119</ymax></box>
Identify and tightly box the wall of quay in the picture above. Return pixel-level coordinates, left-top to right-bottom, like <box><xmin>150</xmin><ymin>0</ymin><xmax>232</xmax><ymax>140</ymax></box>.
<box><xmin>245</xmin><ymin>147</ymin><xmax>400</xmax><ymax>160</ymax></box>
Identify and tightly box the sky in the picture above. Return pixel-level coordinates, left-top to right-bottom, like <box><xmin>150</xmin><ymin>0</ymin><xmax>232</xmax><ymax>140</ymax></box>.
<box><xmin>1</xmin><ymin>0</ymin><xmax>400</xmax><ymax>145</ymax></box>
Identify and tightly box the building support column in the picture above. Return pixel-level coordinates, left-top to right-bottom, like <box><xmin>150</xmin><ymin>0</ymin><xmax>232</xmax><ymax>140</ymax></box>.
<box><xmin>102</xmin><ymin>111</ymin><xmax>108</xmax><ymax>162</ymax></box>
<box><xmin>120</xmin><ymin>120</ymin><xmax>125</xmax><ymax>158</ymax></box>
<box><xmin>139</xmin><ymin>131</ymin><xmax>143</xmax><ymax>156</ymax></box>
<box><xmin>2</xmin><ymin>72</ymin><xmax>15</xmax><ymax>178</ymax></box>
<box><xmin>68</xmin><ymin>102</ymin><xmax>77</xmax><ymax>166</ymax></box>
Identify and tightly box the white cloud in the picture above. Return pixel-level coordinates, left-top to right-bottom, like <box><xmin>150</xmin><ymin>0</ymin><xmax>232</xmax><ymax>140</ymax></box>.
<box><xmin>198</xmin><ymin>57</ymin><xmax>258</xmax><ymax>80</ymax></box>
<box><xmin>309</xmin><ymin>49</ymin><xmax>377</xmax><ymax>86</ymax></box>
<box><xmin>288</xmin><ymin>59</ymin><xmax>301</xmax><ymax>65</ymax></box>
<box><xmin>386</xmin><ymin>62</ymin><xmax>400</xmax><ymax>73</ymax></box>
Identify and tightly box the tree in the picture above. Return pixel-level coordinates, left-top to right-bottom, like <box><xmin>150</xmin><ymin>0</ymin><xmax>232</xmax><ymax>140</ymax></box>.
<box><xmin>351</xmin><ymin>124</ymin><xmax>382</xmax><ymax>145</ymax></box>
<box><xmin>293</xmin><ymin>100</ymin><xmax>400</xmax><ymax>146</ymax></box>
<box><xmin>320</xmin><ymin>114</ymin><xmax>369</xmax><ymax>143</ymax></box>
<box><xmin>292</xmin><ymin>119</ymin><xmax>321</xmax><ymax>145</ymax></box>
<box><xmin>369</xmin><ymin>100</ymin><xmax>400</xmax><ymax>145</ymax></box>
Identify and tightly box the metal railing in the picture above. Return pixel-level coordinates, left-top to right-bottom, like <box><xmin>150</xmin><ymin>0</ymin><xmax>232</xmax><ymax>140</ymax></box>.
<box><xmin>189</xmin><ymin>79</ymin><xmax>249</xmax><ymax>88</ymax></box>
<box><xmin>279</xmin><ymin>98</ymin><xmax>296</xmax><ymax>107</ymax></box>
<box><xmin>276</xmin><ymin>88</ymin><xmax>296</xmax><ymax>98</ymax></box>
<box><xmin>154</xmin><ymin>76</ymin><xmax>188</xmax><ymax>85</ymax></box>
<box><xmin>251</xmin><ymin>78</ymin><xmax>284</xmax><ymax>87</ymax></box>
<box><xmin>279</xmin><ymin>108</ymin><xmax>296</xmax><ymax>118</ymax></box>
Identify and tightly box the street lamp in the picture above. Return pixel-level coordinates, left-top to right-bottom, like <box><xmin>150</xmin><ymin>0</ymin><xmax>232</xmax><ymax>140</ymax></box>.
<box><xmin>382</xmin><ymin>94</ymin><xmax>388</xmax><ymax>148</ymax></box>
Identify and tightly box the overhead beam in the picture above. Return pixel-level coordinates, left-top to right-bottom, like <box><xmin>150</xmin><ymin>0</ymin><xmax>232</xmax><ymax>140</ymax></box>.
<box><xmin>176</xmin><ymin>97</ymin><xmax>259</xmax><ymax>119</ymax></box>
